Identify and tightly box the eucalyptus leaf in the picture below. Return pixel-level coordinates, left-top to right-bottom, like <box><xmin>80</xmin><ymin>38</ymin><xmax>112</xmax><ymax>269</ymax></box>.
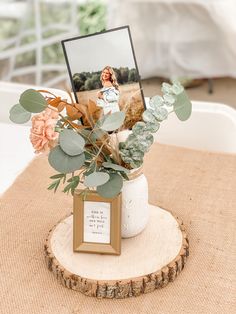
<box><xmin>84</xmin><ymin>172</ymin><xmax>110</xmax><ymax>187</ymax></box>
<box><xmin>100</xmin><ymin>111</ymin><xmax>125</xmax><ymax>131</ymax></box>
<box><xmin>121</xmin><ymin>155</ymin><xmax>133</xmax><ymax>164</ymax></box>
<box><xmin>174</xmin><ymin>90</ymin><xmax>192</xmax><ymax>121</ymax></box>
<box><xmin>84</xmin><ymin>162</ymin><xmax>96</xmax><ymax>176</ymax></box>
<box><xmin>142</xmin><ymin>110</ymin><xmax>156</xmax><ymax>123</ymax></box>
<box><xmin>145</xmin><ymin>122</ymin><xmax>160</xmax><ymax>133</ymax></box>
<box><xmin>90</xmin><ymin>128</ymin><xmax>107</xmax><ymax>141</ymax></box>
<box><xmin>163</xmin><ymin>94</ymin><xmax>175</xmax><ymax>106</ymax></box>
<box><xmin>152</xmin><ymin>107</ymin><xmax>168</xmax><ymax>121</ymax></box>
<box><xmin>132</xmin><ymin>122</ymin><xmax>146</xmax><ymax>135</ymax></box>
<box><xmin>19</xmin><ymin>89</ymin><xmax>47</xmax><ymax>113</ymax></box>
<box><xmin>130</xmin><ymin>160</ymin><xmax>143</xmax><ymax>169</ymax></box>
<box><xmin>120</xmin><ymin>172</ymin><xmax>129</xmax><ymax>181</ymax></box>
<box><xmin>125</xmin><ymin>133</ymin><xmax>137</xmax><ymax>144</ymax></box>
<box><xmin>171</xmin><ymin>82</ymin><xmax>184</xmax><ymax>95</ymax></box>
<box><xmin>145</xmin><ymin>133</ymin><xmax>154</xmax><ymax>146</ymax></box>
<box><xmin>131</xmin><ymin>150</ymin><xmax>145</xmax><ymax>161</ymax></box>
<box><xmin>119</xmin><ymin>81</ymin><xmax>192</xmax><ymax>170</ymax></box>
<box><xmin>130</xmin><ymin>159</ymin><xmax>143</xmax><ymax>168</ymax></box>
<box><xmin>9</xmin><ymin>103</ymin><xmax>31</xmax><ymax>124</ymax></box>
<box><xmin>137</xmin><ymin>134</ymin><xmax>154</xmax><ymax>152</ymax></box>
<box><xmin>84</xmin><ymin>151</ymin><xmax>93</xmax><ymax>160</ymax></box>
<box><xmin>59</xmin><ymin>129</ymin><xmax>85</xmax><ymax>156</ymax></box>
<box><xmin>149</xmin><ymin>95</ymin><xmax>164</xmax><ymax>108</ymax></box>
<box><xmin>119</xmin><ymin>142</ymin><xmax>126</xmax><ymax>150</ymax></box>
<box><xmin>97</xmin><ymin>173</ymin><xmax>123</xmax><ymax>198</ymax></box>
<box><xmin>161</xmin><ymin>82</ymin><xmax>172</xmax><ymax>94</ymax></box>
<box><xmin>48</xmin><ymin>146</ymin><xmax>85</xmax><ymax>174</ymax></box>
<box><xmin>102</xmin><ymin>162</ymin><xmax>130</xmax><ymax>174</ymax></box>
<box><xmin>95</xmin><ymin>115</ymin><xmax>106</xmax><ymax>128</ymax></box>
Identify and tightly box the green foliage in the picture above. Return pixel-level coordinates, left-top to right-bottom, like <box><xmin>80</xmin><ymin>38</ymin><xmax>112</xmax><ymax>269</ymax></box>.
<box><xmin>63</xmin><ymin>176</ymin><xmax>80</xmax><ymax>195</ymax></box>
<box><xmin>19</xmin><ymin>89</ymin><xmax>47</xmax><ymax>113</ymax></box>
<box><xmin>173</xmin><ymin>90</ymin><xmax>192</xmax><ymax>121</ymax></box>
<box><xmin>48</xmin><ymin>146</ymin><xmax>85</xmax><ymax>174</ymax></box>
<box><xmin>48</xmin><ymin>173</ymin><xmax>66</xmax><ymax>193</ymax></box>
<box><xmin>83</xmin><ymin>161</ymin><xmax>96</xmax><ymax>176</ymax></box>
<box><xmin>120</xmin><ymin>67</ymin><xmax>129</xmax><ymax>84</ymax></box>
<box><xmin>84</xmin><ymin>172</ymin><xmax>110</xmax><ymax>187</ymax></box>
<box><xmin>102</xmin><ymin>162</ymin><xmax>130</xmax><ymax>174</ymax></box>
<box><xmin>142</xmin><ymin>110</ymin><xmax>156</xmax><ymax>123</ymax></box>
<box><xmin>0</xmin><ymin>2</ymin><xmax>106</xmax><ymax>74</ymax></box>
<box><xmin>84</xmin><ymin>77</ymin><xmax>97</xmax><ymax>90</ymax></box>
<box><xmin>115</xmin><ymin>67</ymin><xmax>139</xmax><ymax>85</ymax></box>
<box><xmin>9</xmin><ymin>78</ymin><xmax>191</xmax><ymax>200</ymax></box>
<box><xmin>128</xmin><ymin>68</ymin><xmax>139</xmax><ymax>82</ymax></box>
<box><xmin>73</xmin><ymin>76</ymin><xmax>85</xmax><ymax>91</ymax></box>
<box><xmin>100</xmin><ymin>111</ymin><xmax>125</xmax><ymax>131</ymax></box>
<box><xmin>50</xmin><ymin>173</ymin><xmax>66</xmax><ymax>180</ymax></box>
<box><xmin>47</xmin><ymin>179</ymin><xmax>61</xmax><ymax>192</ymax></box>
<box><xmin>161</xmin><ymin>81</ymin><xmax>191</xmax><ymax>120</ymax></box>
<box><xmin>90</xmin><ymin>128</ymin><xmax>107</xmax><ymax>141</ymax></box>
<box><xmin>59</xmin><ymin>129</ymin><xmax>85</xmax><ymax>156</ymax></box>
<box><xmin>9</xmin><ymin>104</ymin><xmax>31</xmax><ymax>124</ymax></box>
<box><xmin>119</xmin><ymin>81</ymin><xmax>192</xmax><ymax>168</ymax></box>
<box><xmin>97</xmin><ymin>173</ymin><xmax>123</xmax><ymax>198</ymax></box>
<box><xmin>119</xmin><ymin>131</ymin><xmax>152</xmax><ymax>169</ymax></box>
<box><xmin>49</xmin><ymin>173</ymin><xmax>79</xmax><ymax>195</ymax></box>
<box><xmin>78</xmin><ymin>1</ymin><xmax>107</xmax><ymax>36</ymax></box>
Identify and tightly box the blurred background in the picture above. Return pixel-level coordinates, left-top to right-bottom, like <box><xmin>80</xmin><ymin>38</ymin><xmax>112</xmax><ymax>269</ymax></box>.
<box><xmin>1</xmin><ymin>0</ymin><xmax>236</xmax><ymax>195</ymax></box>
<box><xmin>1</xmin><ymin>0</ymin><xmax>236</xmax><ymax>108</ymax></box>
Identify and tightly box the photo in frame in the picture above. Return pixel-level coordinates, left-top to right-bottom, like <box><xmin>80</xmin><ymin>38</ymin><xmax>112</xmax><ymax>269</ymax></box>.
<box><xmin>73</xmin><ymin>190</ymin><xmax>121</xmax><ymax>255</ymax></box>
<box><xmin>61</xmin><ymin>26</ymin><xmax>146</xmax><ymax>129</ymax></box>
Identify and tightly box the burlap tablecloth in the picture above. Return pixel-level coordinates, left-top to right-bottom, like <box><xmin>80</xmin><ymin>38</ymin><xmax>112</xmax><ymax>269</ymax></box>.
<box><xmin>0</xmin><ymin>143</ymin><xmax>235</xmax><ymax>314</ymax></box>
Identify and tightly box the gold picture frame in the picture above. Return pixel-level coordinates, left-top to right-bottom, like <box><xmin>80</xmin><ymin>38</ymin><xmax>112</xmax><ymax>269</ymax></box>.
<box><xmin>73</xmin><ymin>190</ymin><xmax>121</xmax><ymax>255</ymax></box>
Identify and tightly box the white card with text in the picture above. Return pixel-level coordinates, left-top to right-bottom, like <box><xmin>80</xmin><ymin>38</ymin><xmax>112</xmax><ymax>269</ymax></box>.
<box><xmin>83</xmin><ymin>201</ymin><xmax>111</xmax><ymax>244</ymax></box>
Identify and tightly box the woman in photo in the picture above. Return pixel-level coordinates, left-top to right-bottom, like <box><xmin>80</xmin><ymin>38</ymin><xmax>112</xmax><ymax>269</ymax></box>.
<box><xmin>97</xmin><ymin>66</ymin><xmax>120</xmax><ymax>114</ymax></box>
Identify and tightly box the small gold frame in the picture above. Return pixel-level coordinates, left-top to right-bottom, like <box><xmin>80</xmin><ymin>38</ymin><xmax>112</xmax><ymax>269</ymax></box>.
<box><xmin>73</xmin><ymin>190</ymin><xmax>121</xmax><ymax>255</ymax></box>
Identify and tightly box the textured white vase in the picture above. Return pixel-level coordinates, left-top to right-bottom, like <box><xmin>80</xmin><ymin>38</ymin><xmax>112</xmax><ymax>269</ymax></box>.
<box><xmin>121</xmin><ymin>172</ymin><xmax>149</xmax><ymax>238</ymax></box>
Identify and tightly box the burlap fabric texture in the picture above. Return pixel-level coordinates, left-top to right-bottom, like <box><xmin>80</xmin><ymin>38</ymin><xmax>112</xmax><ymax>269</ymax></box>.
<box><xmin>0</xmin><ymin>143</ymin><xmax>235</xmax><ymax>314</ymax></box>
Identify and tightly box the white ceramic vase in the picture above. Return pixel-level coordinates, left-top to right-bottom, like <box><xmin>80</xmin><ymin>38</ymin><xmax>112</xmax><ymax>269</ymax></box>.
<box><xmin>110</xmin><ymin>130</ymin><xmax>149</xmax><ymax>238</ymax></box>
<box><xmin>121</xmin><ymin>172</ymin><xmax>149</xmax><ymax>238</ymax></box>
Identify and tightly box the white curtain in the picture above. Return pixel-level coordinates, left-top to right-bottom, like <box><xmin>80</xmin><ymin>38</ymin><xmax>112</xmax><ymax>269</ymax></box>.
<box><xmin>107</xmin><ymin>0</ymin><xmax>236</xmax><ymax>79</ymax></box>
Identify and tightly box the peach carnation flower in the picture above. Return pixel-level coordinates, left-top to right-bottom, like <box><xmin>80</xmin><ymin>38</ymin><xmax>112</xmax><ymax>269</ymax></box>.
<box><xmin>30</xmin><ymin>108</ymin><xmax>59</xmax><ymax>153</ymax></box>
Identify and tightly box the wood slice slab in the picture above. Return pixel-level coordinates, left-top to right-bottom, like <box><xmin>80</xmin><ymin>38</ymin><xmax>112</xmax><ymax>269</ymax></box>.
<box><xmin>44</xmin><ymin>205</ymin><xmax>189</xmax><ymax>298</ymax></box>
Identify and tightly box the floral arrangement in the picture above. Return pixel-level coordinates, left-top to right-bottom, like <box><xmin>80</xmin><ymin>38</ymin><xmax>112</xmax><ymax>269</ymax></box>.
<box><xmin>9</xmin><ymin>82</ymin><xmax>192</xmax><ymax>198</ymax></box>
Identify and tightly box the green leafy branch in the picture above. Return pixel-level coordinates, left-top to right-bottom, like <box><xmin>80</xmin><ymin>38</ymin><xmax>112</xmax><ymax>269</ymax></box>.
<box><xmin>119</xmin><ymin>81</ymin><xmax>192</xmax><ymax>168</ymax></box>
<box><xmin>48</xmin><ymin>173</ymin><xmax>66</xmax><ymax>193</ymax></box>
<box><xmin>9</xmin><ymin>81</ymin><xmax>192</xmax><ymax>199</ymax></box>
<box><xmin>9</xmin><ymin>88</ymin><xmax>128</xmax><ymax>198</ymax></box>
<box><xmin>63</xmin><ymin>175</ymin><xmax>80</xmax><ymax>195</ymax></box>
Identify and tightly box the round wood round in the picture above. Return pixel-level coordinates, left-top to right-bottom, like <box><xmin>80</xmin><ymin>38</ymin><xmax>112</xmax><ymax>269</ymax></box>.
<box><xmin>44</xmin><ymin>205</ymin><xmax>189</xmax><ymax>299</ymax></box>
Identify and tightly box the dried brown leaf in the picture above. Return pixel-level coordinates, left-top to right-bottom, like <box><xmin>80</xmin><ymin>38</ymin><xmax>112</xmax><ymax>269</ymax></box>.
<box><xmin>48</xmin><ymin>97</ymin><xmax>61</xmax><ymax>107</ymax></box>
<box><xmin>66</xmin><ymin>104</ymin><xmax>82</xmax><ymax>120</ymax></box>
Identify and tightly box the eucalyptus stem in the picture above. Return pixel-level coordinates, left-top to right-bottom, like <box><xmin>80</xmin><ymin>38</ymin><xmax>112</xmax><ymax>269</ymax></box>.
<box><xmin>88</xmin><ymin>126</ymin><xmax>100</xmax><ymax>139</ymax></box>
<box><xmin>93</xmin><ymin>136</ymin><xmax>110</xmax><ymax>164</ymax></box>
